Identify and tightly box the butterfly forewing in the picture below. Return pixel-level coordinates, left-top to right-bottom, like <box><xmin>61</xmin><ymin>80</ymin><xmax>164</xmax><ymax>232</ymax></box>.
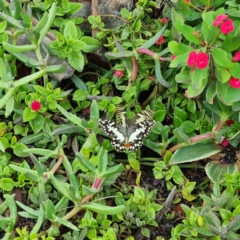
<box><xmin>98</xmin><ymin>111</ymin><xmax>157</xmax><ymax>152</ymax></box>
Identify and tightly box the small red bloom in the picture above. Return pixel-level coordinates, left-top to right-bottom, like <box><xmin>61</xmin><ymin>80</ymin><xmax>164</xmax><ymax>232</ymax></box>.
<box><xmin>195</xmin><ymin>52</ymin><xmax>208</xmax><ymax>69</ymax></box>
<box><xmin>220</xmin><ymin>19</ymin><xmax>234</xmax><ymax>34</ymax></box>
<box><xmin>160</xmin><ymin>18</ymin><xmax>168</xmax><ymax>24</ymax></box>
<box><xmin>187</xmin><ymin>51</ymin><xmax>197</xmax><ymax>67</ymax></box>
<box><xmin>226</xmin><ymin>119</ymin><xmax>234</xmax><ymax>126</ymax></box>
<box><xmin>213</xmin><ymin>14</ymin><xmax>228</xmax><ymax>27</ymax></box>
<box><xmin>229</xmin><ymin>77</ymin><xmax>240</xmax><ymax>88</ymax></box>
<box><xmin>232</xmin><ymin>51</ymin><xmax>240</xmax><ymax>61</ymax></box>
<box><xmin>30</xmin><ymin>100</ymin><xmax>41</xmax><ymax>111</ymax></box>
<box><xmin>155</xmin><ymin>36</ymin><xmax>164</xmax><ymax>45</ymax></box>
<box><xmin>221</xmin><ymin>139</ymin><xmax>229</xmax><ymax>147</ymax></box>
<box><xmin>185</xmin><ymin>0</ymin><xmax>190</xmax><ymax>2</ymax></box>
<box><xmin>114</xmin><ymin>70</ymin><xmax>124</xmax><ymax>78</ymax></box>
<box><xmin>171</xmin><ymin>55</ymin><xmax>176</xmax><ymax>60</ymax></box>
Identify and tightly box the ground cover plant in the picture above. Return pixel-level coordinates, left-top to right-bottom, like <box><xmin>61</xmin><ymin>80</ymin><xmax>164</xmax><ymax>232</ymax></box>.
<box><xmin>0</xmin><ymin>0</ymin><xmax>240</xmax><ymax>239</ymax></box>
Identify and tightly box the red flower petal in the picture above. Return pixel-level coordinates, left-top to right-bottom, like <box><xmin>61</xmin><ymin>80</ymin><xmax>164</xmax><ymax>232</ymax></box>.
<box><xmin>160</xmin><ymin>18</ymin><xmax>168</xmax><ymax>24</ymax></box>
<box><xmin>229</xmin><ymin>77</ymin><xmax>240</xmax><ymax>88</ymax></box>
<box><xmin>221</xmin><ymin>139</ymin><xmax>229</xmax><ymax>147</ymax></box>
<box><xmin>114</xmin><ymin>70</ymin><xmax>124</xmax><ymax>78</ymax></box>
<box><xmin>30</xmin><ymin>100</ymin><xmax>41</xmax><ymax>111</ymax></box>
<box><xmin>155</xmin><ymin>36</ymin><xmax>164</xmax><ymax>45</ymax></box>
<box><xmin>226</xmin><ymin>119</ymin><xmax>234</xmax><ymax>126</ymax></box>
<box><xmin>220</xmin><ymin>19</ymin><xmax>234</xmax><ymax>34</ymax></box>
<box><xmin>195</xmin><ymin>52</ymin><xmax>208</xmax><ymax>69</ymax></box>
<box><xmin>171</xmin><ymin>55</ymin><xmax>176</xmax><ymax>60</ymax></box>
<box><xmin>232</xmin><ymin>51</ymin><xmax>240</xmax><ymax>61</ymax></box>
<box><xmin>187</xmin><ymin>51</ymin><xmax>197</xmax><ymax>67</ymax></box>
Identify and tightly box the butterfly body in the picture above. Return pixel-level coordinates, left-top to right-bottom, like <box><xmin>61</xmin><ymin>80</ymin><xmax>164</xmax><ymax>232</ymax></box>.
<box><xmin>98</xmin><ymin>110</ymin><xmax>156</xmax><ymax>152</ymax></box>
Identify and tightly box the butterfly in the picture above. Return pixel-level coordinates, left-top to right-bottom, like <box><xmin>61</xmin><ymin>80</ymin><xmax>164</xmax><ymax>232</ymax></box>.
<box><xmin>98</xmin><ymin>110</ymin><xmax>156</xmax><ymax>152</ymax></box>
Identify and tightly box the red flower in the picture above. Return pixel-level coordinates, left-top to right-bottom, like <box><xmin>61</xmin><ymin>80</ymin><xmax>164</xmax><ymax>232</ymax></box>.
<box><xmin>213</xmin><ymin>14</ymin><xmax>228</xmax><ymax>27</ymax></box>
<box><xmin>229</xmin><ymin>77</ymin><xmax>240</xmax><ymax>88</ymax></box>
<box><xmin>220</xmin><ymin>19</ymin><xmax>234</xmax><ymax>34</ymax></box>
<box><xmin>187</xmin><ymin>51</ymin><xmax>208</xmax><ymax>69</ymax></box>
<box><xmin>30</xmin><ymin>100</ymin><xmax>41</xmax><ymax>111</ymax></box>
<box><xmin>171</xmin><ymin>55</ymin><xmax>176</xmax><ymax>60</ymax></box>
<box><xmin>114</xmin><ymin>70</ymin><xmax>124</xmax><ymax>78</ymax></box>
<box><xmin>160</xmin><ymin>18</ymin><xmax>168</xmax><ymax>24</ymax></box>
<box><xmin>185</xmin><ymin>0</ymin><xmax>190</xmax><ymax>2</ymax></box>
<box><xmin>232</xmin><ymin>51</ymin><xmax>240</xmax><ymax>61</ymax></box>
<box><xmin>155</xmin><ymin>36</ymin><xmax>164</xmax><ymax>45</ymax></box>
<box><xmin>221</xmin><ymin>139</ymin><xmax>229</xmax><ymax>147</ymax></box>
<box><xmin>226</xmin><ymin>119</ymin><xmax>234</xmax><ymax>126</ymax></box>
<box><xmin>195</xmin><ymin>52</ymin><xmax>208</xmax><ymax>69</ymax></box>
<box><xmin>187</xmin><ymin>51</ymin><xmax>197</xmax><ymax>67</ymax></box>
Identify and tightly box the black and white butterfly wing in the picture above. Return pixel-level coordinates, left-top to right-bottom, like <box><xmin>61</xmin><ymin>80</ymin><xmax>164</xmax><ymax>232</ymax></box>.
<box><xmin>98</xmin><ymin>119</ymin><xmax>126</xmax><ymax>152</ymax></box>
<box><xmin>127</xmin><ymin>120</ymin><xmax>157</xmax><ymax>152</ymax></box>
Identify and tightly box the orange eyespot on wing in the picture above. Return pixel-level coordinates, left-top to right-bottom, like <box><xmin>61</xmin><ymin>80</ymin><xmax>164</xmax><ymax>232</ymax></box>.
<box><xmin>124</xmin><ymin>142</ymin><xmax>131</xmax><ymax>149</ymax></box>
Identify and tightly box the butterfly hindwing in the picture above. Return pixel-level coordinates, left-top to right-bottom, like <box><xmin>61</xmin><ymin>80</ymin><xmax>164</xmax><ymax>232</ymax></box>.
<box><xmin>127</xmin><ymin>120</ymin><xmax>156</xmax><ymax>151</ymax></box>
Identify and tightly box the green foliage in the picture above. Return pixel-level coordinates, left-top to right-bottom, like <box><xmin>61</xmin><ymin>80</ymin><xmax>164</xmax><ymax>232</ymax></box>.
<box><xmin>0</xmin><ymin>0</ymin><xmax>239</xmax><ymax>238</ymax></box>
<box><xmin>171</xmin><ymin>183</ymin><xmax>240</xmax><ymax>239</ymax></box>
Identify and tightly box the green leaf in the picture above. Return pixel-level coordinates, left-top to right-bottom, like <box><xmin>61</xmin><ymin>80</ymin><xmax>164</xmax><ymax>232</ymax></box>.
<box><xmin>206</xmin><ymin>82</ymin><xmax>217</xmax><ymax>104</ymax></box>
<box><xmin>64</xmin><ymin>20</ymin><xmax>77</xmax><ymax>39</ymax></box>
<box><xmin>229</xmin><ymin>63</ymin><xmax>240</xmax><ymax>79</ymax></box>
<box><xmin>0</xmin><ymin>178</ymin><xmax>15</xmax><ymax>191</ymax></box>
<box><xmin>224</xmin><ymin>87</ymin><xmax>240</xmax><ymax>103</ymax></box>
<box><xmin>139</xmin><ymin>25</ymin><xmax>166</xmax><ymax>49</ymax></box>
<box><xmin>128</xmin><ymin>153</ymin><xmax>140</xmax><ymax>171</ymax></box>
<box><xmin>38</xmin><ymin>3</ymin><xmax>56</xmax><ymax>45</ymax></box>
<box><xmin>5</xmin><ymin>96</ymin><xmax>14</xmax><ymax>118</ymax></box>
<box><xmin>29</xmin><ymin>114</ymin><xmax>44</xmax><ymax>133</ymax></box>
<box><xmin>0</xmin><ymin>21</ymin><xmax>6</xmax><ymax>33</ymax></box>
<box><xmin>0</xmin><ymin>138</ymin><xmax>9</xmax><ymax>152</ymax></box>
<box><xmin>211</xmin><ymin>48</ymin><xmax>233</xmax><ymax>68</ymax></box>
<box><xmin>222</xmin><ymin>34</ymin><xmax>240</xmax><ymax>52</ymax></box>
<box><xmin>169</xmin><ymin>142</ymin><xmax>222</xmax><ymax>165</ymax></box>
<box><xmin>23</xmin><ymin>107</ymin><xmax>37</xmax><ymax>122</ymax></box>
<box><xmin>155</xmin><ymin>60</ymin><xmax>172</xmax><ymax>88</ymax></box>
<box><xmin>192</xmin><ymin>67</ymin><xmax>208</xmax><ymax>89</ymax></box>
<box><xmin>215</xmin><ymin>67</ymin><xmax>231</xmax><ymax>83</ymax></box>
<box><xmin>56</xmin><ymin>104</ymin><xmax>85</xmax><ymax>128</ymax></box>
<box><xmin>71</xmin><ymin>40</ymin><xmax>87</xmax><ymax>51</ymax></box>
<box><xmin>179</xmin><ymin>121</ymin><xmax>195</xmax><ymax>133</ymax></box>
<box><xmin>82</xmin><ymin>203</ymin><xmax>125</xmax><ymax>215</ymax></box>
<box><xmin>76</xmin><ymin>152</ymin><xmax>96</xmax><ymax>173</ymax></box>
<box><xmin>97</xmin><ymin>147</ymin><xmax>108</xmax><ymax>175</ymax></box>
<box><xmin>205</xmin><ymin>162</ymin><xmax>238</xmax><ymax>183</ymax></box>
<box><xmin>173</xmin><ymin>19</ymin><xmax>199</xmax><ymax>44</ymax></box>
<box><xmin>168</xmin><ymin>41</ymin><xmax>191</xmax><ymax>56</ymax></box>
<box><xmin>81</xmin><ymin>37</ymin><xmax>101</xmax><ymax>53</ymax></box>
<box><xmin>45</xmin><ymin>200</ymin><xmax>56</xmax><ymax>221</ymax></box>
<box><xmin>68</xmin><ymin>51</ymin><xmax>84</xmax><ymax>72</ymax></box>
<box><xmin>13</xmin><ymin>143</ymin><xmax>29</xmax><ymax>157</ymax></box>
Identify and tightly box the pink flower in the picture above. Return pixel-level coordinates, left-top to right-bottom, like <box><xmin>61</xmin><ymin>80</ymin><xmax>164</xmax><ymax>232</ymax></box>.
<box><xmin>187</xmin><ymin>51</ymin><xmax>208</xmax><ymax>69</ymax></box>
<box><xmin>171</xmin><ymin>55</ymin><xmax>176</xmax><ymax>60</ymax></box>
<box><xmin>229</xmin><ymin>77</ymin><xmax>240</xmax><ymax>88</ymax></box>
<box><xmin>114</xmin><ymin>70</ymin><xmax>124</xmax><ymax>78</ymax></box>
<box><xmin>232</xmin><ymin>52</ymin><xmax>240</xmax><ymax>61</ymax></box>
<box><xmin>213</xmin><ymin>14</ymin><xmax>228</xmax><ymax>27</ymax></box>
<box><xmin>226</xmin><ymin>119</ymin><xmax>234</xmax><ymax>126</ymax></box>
<box><xmin>195</xmin><ymin>52</ymin><xmax>208</xmax><ymax>69</ymax></box>
<box><xmin>220</xmin><ymin>19</ymin><xmax>234</xmax><ymax>34</ymax></box>
<box><xmin>160</xmin><ymin>18</ymin><xmax>168</xmax><ymax>24</ymax></box>
<box><xmin>187</xmin><ymin>51</ymin><xmax>197</xmax><ymax>67</ymax></box>
<box><xmin>185</xmin><ymin>0</ymin><xmax>190</xmax><ymax>2</ymax></box>
<box><xmin>155</xmin><ymin>36</ymin><xmax>164</xmax><ymax>45</ymax></box>
<box><xmin>30</xmin><ymin>100</ymin><xmax>41</xmax><ymax>111</ymax></box>
<box><xmin>221</xmin><ymin>139</ymin><xmax>229</xmax><ymax>147</ymax></box>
